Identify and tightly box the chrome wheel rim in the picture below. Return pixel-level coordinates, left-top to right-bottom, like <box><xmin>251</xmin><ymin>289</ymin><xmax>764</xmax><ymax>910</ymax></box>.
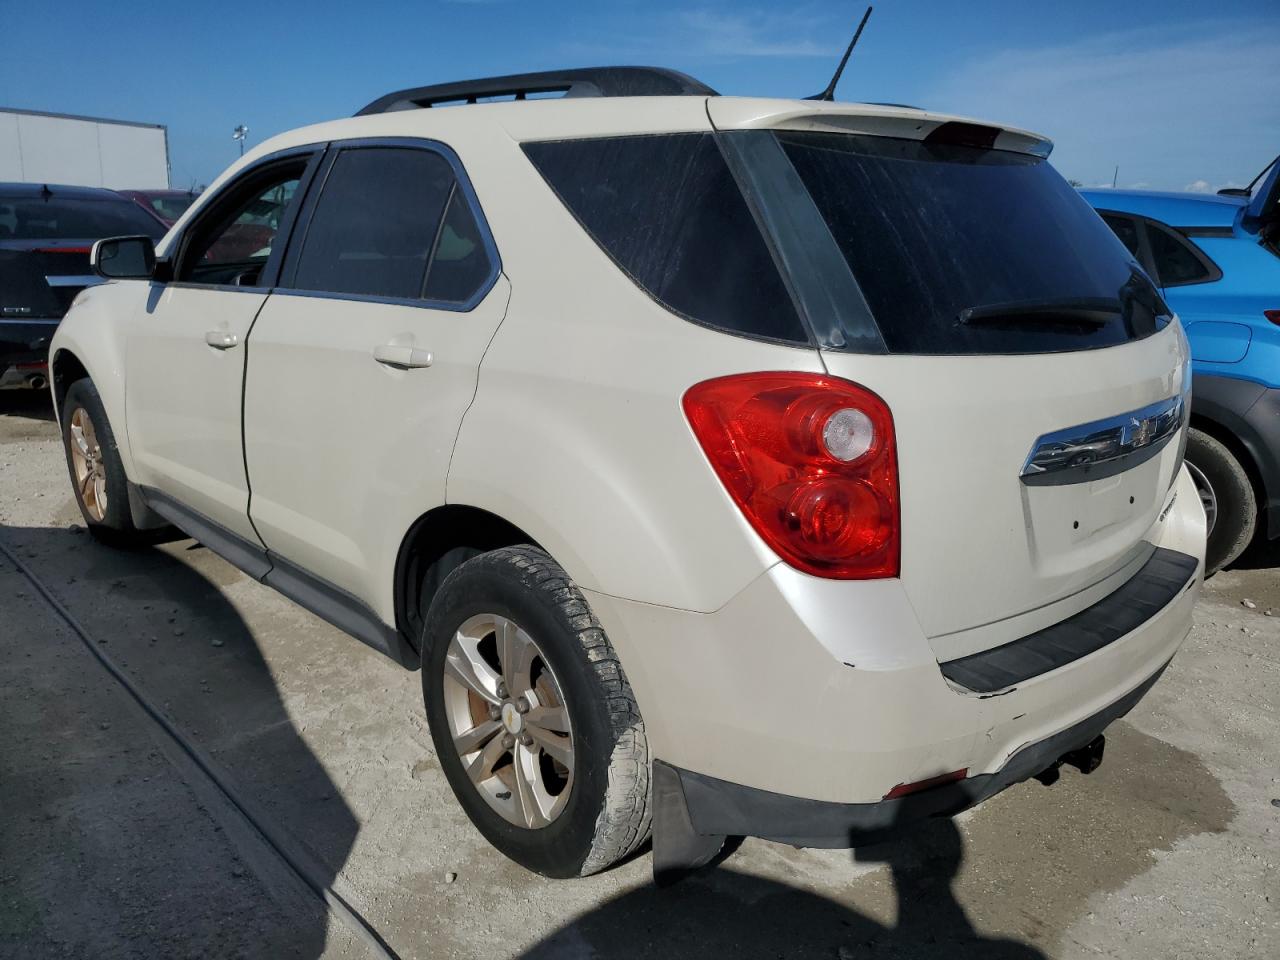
<box><xmin>69</xmin><ymin>407</ymin><xmax>107</xmax><ymax>522</ymax></box>
<box><xmin>442</xmin><ymin>613</ymin><xmax>574</xmax><ymax>828</ymax></box>
<box><xmin>1186</xmin><ymin>460</ymin><xmax>1217</xmax><ymax>534</ymax></box>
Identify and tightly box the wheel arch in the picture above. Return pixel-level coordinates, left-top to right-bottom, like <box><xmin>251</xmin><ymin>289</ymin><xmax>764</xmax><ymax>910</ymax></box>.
<box><xmin>1190</xmin><ymin>372</ymin><xmax>1280</xmax><ymax>539</ymax></box>
<box><xmin>394</xmin><ymin>503</ymin><xmax>545</xmax><ymax>654</ymax></box>
<box><xmin>50</xmin><ymin>347</ymin><xmax>90</xmax><ymax>423</ymax></box>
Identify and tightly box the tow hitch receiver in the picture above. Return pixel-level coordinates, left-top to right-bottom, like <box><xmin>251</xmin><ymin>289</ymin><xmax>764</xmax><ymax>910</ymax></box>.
<box><xmin>1034</xmin><ymin>734</ymin><xmax>1106</xmax><ymax>786</ymax></box>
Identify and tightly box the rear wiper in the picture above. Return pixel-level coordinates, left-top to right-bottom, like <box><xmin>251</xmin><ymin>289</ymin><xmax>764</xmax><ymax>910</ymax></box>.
<box><xmin>957</xmin><ymin>297</ymin><xmax>1120</xmax><ymax>328</ymax></box>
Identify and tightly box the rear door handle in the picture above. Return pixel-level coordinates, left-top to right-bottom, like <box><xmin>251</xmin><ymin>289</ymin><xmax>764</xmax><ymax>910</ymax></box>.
<box><xmin>373</xmin><ymin>344</ymin><xmax>433</xmax><ymax>369</ymax></box>
<box><xmin>204</xmin><ymin>330</ymin><xmax>239</xmax><ymax>350</ymax></box>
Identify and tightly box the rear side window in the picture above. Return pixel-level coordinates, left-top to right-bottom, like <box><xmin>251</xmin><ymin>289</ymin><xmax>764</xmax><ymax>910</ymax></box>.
<box><xmin>293</xmin><ymin>148</ymin><xmax>454</xmax><ymax>300</ymax></box>
<box><xmin>523</xmin><ymin>134</ymin><xmax>807</xmax><ymax>345</ymax></box>
<box><xmin>1101</xmin><ymin>214</ymin><xmax>1142</xmax><ymax>259</ymax></box>
<box><xmin>1146</xmin><ymin>224</ymin><xmax>1214</xmax><ymax>286</ymax></box>
<box><xmin>776</xmin><ymin>132</ymin><xmax>1166</xmax><ymax>354</ymax></box>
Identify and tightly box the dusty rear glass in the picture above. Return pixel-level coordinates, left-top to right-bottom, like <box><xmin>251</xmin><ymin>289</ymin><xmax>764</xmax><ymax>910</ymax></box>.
<box><xmin>524</xmin><ymin>128</ymin><xmax>1167</xmax><ymax>355</ymax></box>
<box><xmin>776</xmin><ymin>131</ymin><xmax>1168</xmax><ymax>354</ymax></box>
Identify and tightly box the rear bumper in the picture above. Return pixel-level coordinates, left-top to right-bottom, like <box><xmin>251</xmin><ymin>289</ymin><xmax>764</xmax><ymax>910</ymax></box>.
<box><xmin>586</xmin><ymin>464</ymin><xmax>1204</xmax><ymax>819</ymax></box>
<box><xmin>0</xmin><ymin>318</ymin><xmax>58</xmax><ymax>383</ymax></box>
<box><xmin>664</xmin><ymin>660</ymin><xmax>1165</xmax><ymax>847</ymax></box>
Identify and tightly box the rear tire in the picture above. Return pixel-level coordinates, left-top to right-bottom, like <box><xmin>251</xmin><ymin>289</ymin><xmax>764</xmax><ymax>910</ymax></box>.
<box><xmin>1186</xmin><ymin>427</ymin><xmax>1256</xmax><ymax>575</ymax></box>
<box><xmin>422</xmin><ymin>545</ymin><xmax>651</xmax><ymax>878</ymax></box>
<box><xmin>60</xmin><ymin>378</ymin><xmax>146</xmax><ymax>547</ymax></box>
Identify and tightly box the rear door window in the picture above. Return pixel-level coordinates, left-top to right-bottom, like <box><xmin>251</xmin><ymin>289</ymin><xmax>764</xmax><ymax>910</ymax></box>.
<box><xmin>523</xmin><ymin>134</ymin><xmax>807</xmax><ymax>345</ymax></box>
<box><xmin>776</xmin><ymin>132</ymin><xmax>1167</xmax><ymax>354</ymax></box>
<box><xmin>291</xmin><ymin>147</ymin><xmax>454</xmax><ymax>300</ymax></box>
<box><xmin>1101</xmin><ymin>214</ymin><xmax>1142</xmax><ymax>259</ymax></box>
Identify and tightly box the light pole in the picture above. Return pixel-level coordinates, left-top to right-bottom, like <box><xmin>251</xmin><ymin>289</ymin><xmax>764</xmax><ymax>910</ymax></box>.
<box><xmin>232</xmin><ymin>124</ymin><xmax>249</xmax><ymax>157</ymax></box>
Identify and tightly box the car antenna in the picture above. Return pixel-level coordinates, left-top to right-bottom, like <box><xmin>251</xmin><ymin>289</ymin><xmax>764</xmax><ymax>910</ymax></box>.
<box><xmin>807</xmin><ymin>6</ymin><xmax>873</xmax><ymax>102</ymax></box>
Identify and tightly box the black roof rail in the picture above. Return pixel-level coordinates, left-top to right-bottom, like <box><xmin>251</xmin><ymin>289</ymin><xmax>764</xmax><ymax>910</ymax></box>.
<box><xmin>355</xmin><ymin>66</ymin><xmax>718</xmax><ymax>116</ymax></box>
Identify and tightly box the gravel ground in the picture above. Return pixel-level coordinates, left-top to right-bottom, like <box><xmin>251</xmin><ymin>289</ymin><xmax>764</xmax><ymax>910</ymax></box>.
<box><xmin>1</xmin><ymin>389</ymin><xmax>1276</xmax><ymax>960</ymax></box>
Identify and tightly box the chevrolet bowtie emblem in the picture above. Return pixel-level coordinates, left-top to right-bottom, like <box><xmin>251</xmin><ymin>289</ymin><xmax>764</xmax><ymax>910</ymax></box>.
<box><xmin>1021</xmin><ymin>395</ymin><xmax>1185</xmax><ymax>485</ymax></box>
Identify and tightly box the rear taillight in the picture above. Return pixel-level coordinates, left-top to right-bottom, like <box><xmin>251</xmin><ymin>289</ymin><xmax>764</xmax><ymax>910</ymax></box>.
<box><xmin>683</xmin><ymin>372</ymin><xmax>899</xmax><ymax>579</ymax></box>
<box><xmin>1266</xmin><ymin>310</ymin><xmax>1280</xmax><ymax>326</ymax></box>
<box><xmin>36</xmin><ymin>247</ymin><xmax>91</xmax><ymax>254</ymax></box>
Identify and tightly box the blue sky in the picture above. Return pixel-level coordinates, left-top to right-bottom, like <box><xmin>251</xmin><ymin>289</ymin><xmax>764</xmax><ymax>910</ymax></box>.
<box><xmin>1</xmin><ymin>0</ymin><xmax>1276</xmax><ymax>193</ymax></box>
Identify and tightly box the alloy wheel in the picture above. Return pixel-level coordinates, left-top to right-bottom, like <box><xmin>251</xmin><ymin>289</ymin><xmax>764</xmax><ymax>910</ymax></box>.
<box><xmin>442</xmin><ymin>613</ymin><xmax>574</xmax><ymax>828</ymax></box>
<box><xmin>69</xmin><ymin>407</ymin><xmax>107</xmax><ymax>522</ymax></box>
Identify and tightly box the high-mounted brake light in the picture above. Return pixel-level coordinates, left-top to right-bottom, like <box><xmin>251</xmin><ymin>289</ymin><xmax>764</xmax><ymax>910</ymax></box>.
<box><xmin>683</xmin><ymin>372</ymin><xmax>899</xmax><ymax>579</ymax></box>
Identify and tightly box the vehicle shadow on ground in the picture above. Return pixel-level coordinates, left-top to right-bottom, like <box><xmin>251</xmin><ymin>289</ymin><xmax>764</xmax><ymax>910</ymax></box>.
<box><xmin>0</xmin><ymin>520</ymin><xmax>357</xmax><ymax>958</ymax></box>
<box><xmin>0</xmin><ymin>390</ymin><xmax>57</xmax><ymax>424</ymax></box>
<box><xmin>522</xmin><ymin>818</ymin><xmax>1045</xmax><ymax>960</ymax></box>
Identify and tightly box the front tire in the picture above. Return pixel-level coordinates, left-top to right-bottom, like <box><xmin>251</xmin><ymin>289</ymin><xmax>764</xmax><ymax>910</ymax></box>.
<box><xmin>422</xmin><ymin>546</ymin><xmax>651</xmax><ymax>878</ymax></box>
<box><xmin>1186</xmin><ymin>427</ymin><xmax>1256</xmax><ymax>575</ymax></box>
<box><xmin>60</xmin><ymin>378</ymin><xmax>146</xmax><ymax>547</ymax></box>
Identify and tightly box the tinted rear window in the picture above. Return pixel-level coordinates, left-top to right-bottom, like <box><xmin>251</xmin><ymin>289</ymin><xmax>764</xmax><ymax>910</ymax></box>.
<box><xmin>777</xmin><ymin>132</ymin><xmax>1166</xmax><ymax>354</ymax></box>
<box><xmin>523</xmin><ymin>134</ymin><xmax>807</xmax><ymax>345</ymax></box>
<box><xmin>0</xmin><ymin>196</ymin><xmax>164</xmax><ymax>240</ymax></box>
<box><xmin>1146</xmin><ymin>224</ymin><xmax>1213</xmax><ymax>286</ymax></box>
<box><xmin>292</xmin><ymin>147</ymin><xmax>454</xmax><ymax>300</ymax></box>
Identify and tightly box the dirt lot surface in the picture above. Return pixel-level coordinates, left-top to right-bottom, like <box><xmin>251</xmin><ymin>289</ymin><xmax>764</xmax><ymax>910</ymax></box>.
<box><xmin>1</xmin><ymin>389</ymin><xmax>1277</xmax><ymax>960</ymax></box>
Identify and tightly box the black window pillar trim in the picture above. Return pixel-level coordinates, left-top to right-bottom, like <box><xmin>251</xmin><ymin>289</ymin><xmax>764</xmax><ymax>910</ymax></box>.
<box><xmin>273</xmin><ymin>135</ymin><xmax>503</xmax><ymax>313</ymax></box>
<box><xmin>713</xmin><ymin>127</ymin><xmax>886</xmax><ymax>355</ymax></box>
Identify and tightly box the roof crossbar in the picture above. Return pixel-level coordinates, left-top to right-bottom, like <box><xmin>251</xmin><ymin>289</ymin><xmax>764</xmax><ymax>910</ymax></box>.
<box><xmin>355</xmin><ymin>66</ymin><xmax>717</xmax><ymax>116</ymax></box>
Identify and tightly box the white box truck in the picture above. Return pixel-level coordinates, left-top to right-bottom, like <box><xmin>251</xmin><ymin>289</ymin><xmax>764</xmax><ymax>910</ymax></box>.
<box><xmin>0</xmin><ymin>107</ymin><xmax>169</xmax><ymax>189</ymax></box>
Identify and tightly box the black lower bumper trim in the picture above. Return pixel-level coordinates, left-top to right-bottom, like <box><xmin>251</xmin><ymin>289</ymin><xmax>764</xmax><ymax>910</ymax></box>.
<box><xmin>939</xmin><ymin>547</ymin><xmax>1197</xmax><ymax>694</ymax></box>
<box><xmin>666</xmin><ymin>661</ymin><xmax>1167</xmax><ymax>849</ymax></box>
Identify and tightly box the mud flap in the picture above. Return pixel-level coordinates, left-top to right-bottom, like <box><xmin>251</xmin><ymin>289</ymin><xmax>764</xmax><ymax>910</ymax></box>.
<box><xmin>651</xmin><ymin>760</ymin><xmax>726</xmax><ymax>886</ymax></box>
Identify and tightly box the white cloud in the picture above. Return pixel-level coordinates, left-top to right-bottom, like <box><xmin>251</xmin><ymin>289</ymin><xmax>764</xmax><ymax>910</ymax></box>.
<box><xmin>560</xmin><ymin>6</ymin><xmax>832</xmax><ymax>61</ymax></box>
<box><xmin>674</xmin><ymin>10</ymin><xmax>828</xmax><ymax>58</ymax></box>
<box><xmin>927</xmin><ymin>21</ymin><xmax>1280</xmax><ymax>191</ymax></box>
<box><xmin>1184</xmin><ymin>179</ymin><xmax>1214</xmax><ymax>194</ymax></box>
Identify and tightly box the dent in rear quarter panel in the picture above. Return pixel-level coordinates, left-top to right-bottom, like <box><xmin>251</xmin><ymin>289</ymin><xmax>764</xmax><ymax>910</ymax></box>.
<box><xmin>48</xmin><ymin>280</ymin><xmax>141</xmax><ymax>478</ymax></box>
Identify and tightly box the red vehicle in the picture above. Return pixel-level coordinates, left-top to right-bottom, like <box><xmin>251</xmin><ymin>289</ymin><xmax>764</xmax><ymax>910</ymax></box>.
<box><xmin>116</xmin><ymin>189</ymin><xmax>200</xmax><ymax>228</ymax></box>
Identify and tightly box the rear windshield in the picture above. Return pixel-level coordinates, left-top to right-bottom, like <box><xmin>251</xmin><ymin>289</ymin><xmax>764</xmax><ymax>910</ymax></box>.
<box><xmin>523</xmin><ymin>129</ymin><xmax>1166</xmax><ymax>355</ymax></box>
<box><xmin>776</xmin><ymin>132</ymin><xmax>1167</xmax><ymax>354</ymax></box>
<box><xmin>0</xmin><ymin>196</ymin><xmax>165</xmax><ymax>241</ymax></box>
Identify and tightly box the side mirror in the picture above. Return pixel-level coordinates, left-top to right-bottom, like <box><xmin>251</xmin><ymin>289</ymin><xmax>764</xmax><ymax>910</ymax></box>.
<box><xmin>91</xmin><ymin>236</ymin><xmax>157</xmax><ymax>280</ymax></box>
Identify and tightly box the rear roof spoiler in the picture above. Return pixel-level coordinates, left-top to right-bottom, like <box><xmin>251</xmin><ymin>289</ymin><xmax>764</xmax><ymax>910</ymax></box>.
<box><xmin>356</xmin><ymin>67</ymin><xmax>718</xmax><ymax>116</ymax></box>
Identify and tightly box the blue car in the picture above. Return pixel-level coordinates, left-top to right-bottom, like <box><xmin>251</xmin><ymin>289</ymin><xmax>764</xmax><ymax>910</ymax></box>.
<box><xmin>1085</xmin><ymin>159</ymin><xmax>1280</xmax><ymax>574</ymax></box>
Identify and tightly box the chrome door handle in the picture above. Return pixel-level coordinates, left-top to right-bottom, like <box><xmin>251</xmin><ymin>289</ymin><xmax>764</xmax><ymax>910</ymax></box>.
<box><xmin>204</xmin><ymin>330</ymin><xmax>239</xmax><ymax>350</ymax></box>
<box><xmin>373</xmin><ymin>344</ymin><xmax>433</xmax><ymax>369</ymax></box>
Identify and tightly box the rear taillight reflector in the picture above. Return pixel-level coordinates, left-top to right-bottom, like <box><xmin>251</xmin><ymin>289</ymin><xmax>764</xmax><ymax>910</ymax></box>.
<box><xmin>884</xmin><ymin>769</ymin><xmax>968</xmax><ymax>800</ymax></box>
<box><xmin>36</xmin><ymin>246</ymin><xmax>91</xmax><ymax>254</ymax></box>
<box><xmin>683</xmin><ymin>372</ymin><xmax>899</xmax><ymax>579</ymax></box>
<box><xmin>1265</xmin><ymin>310</ymin><xmax>1280</xmax><ymax>326</ymax></box>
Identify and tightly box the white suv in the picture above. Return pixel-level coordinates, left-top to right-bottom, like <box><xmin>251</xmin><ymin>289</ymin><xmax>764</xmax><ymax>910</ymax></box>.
<box><xmin>49</xmin><ymin>68</ymin><xmax>1205</xmax><ymax>881</ymax></box>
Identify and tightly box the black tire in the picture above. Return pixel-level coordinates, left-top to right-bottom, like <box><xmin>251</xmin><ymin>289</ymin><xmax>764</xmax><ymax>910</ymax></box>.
<box><xmin>1186</xmin><ymin>427</ymin><xmax>1256</xmax><ymax>576</ymax></box>
<box><xmin>60</xmin><ymin>378</ymin><xmax>145</xmax><ymax>546</ymax></box>
<box><xmin>422</xmin><ymin>546</ymin><xmax>651</xmax><ymax>878</ymax></box>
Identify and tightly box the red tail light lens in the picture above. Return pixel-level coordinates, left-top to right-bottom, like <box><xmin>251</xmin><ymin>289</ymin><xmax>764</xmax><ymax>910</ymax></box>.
<box><xmin>36</xmin><ymin>246</ymin><xmax>92</xmax><ymax>254</ymax></box>
<box><xmin>683</xmin><ymin>372</ymin><xmax>899</xmax><ymax>579</ymax></box>
<box><xmin>1266</xmin><ymin>310</ymin><xmax>1280</xmax><ymax>326</ymax></box>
